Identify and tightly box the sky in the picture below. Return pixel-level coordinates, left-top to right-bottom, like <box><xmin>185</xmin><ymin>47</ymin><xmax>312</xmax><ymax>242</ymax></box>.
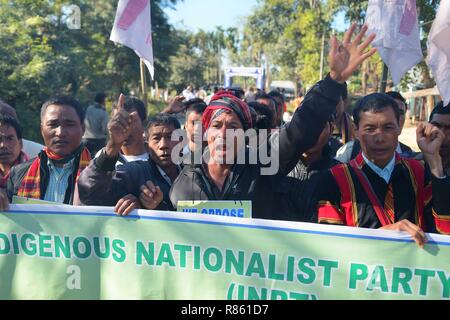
<box><xmin>164</xmin><ymin>0</ymin><xmax>259</xmax><ymax>32</ymax></box>
<box><xmin>165</xmin><ymin>1</ymin><xmax>349</xmax><ymax>33</ymax></box>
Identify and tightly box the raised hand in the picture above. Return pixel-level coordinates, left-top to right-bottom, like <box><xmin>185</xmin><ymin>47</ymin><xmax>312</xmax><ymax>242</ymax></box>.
<box><xmin>140</xmin><ymin>181</ymin><xmax>163</xmax><ymax>210</ymax></box>
<box><xmin>329</xmin><ymin>23</ymin><xmax>377</xmax><ymax>83</ymax></box>
<box><xmin>106</xmin><ymin>94</ymin><xmax>140</xmax><ymax>157</ymax></box>
<box><xmin>417</xmin><ymin>122</ymin><xmax>445</xmax><ymax>177</ymax></box>
<box><xmin>163</xmin><ymin>95</ymin><xmax>186</xmax><ymax>114</ymax></box>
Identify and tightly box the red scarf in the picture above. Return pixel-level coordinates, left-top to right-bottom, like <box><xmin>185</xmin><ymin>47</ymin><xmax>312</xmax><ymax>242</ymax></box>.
<box><xmin>203</xmin><ymin>91</ymin><xmax>253</xmax><ymax>131</ymax></box>
<box><xmin>0</xmin><ymin>151</ymin><xmax>29</xmax><ymax>189</ymax></box>
<box><xmin>17</xmin><ymin>147</ymin><xmax>91</xmax><ymax>200</ymax></box>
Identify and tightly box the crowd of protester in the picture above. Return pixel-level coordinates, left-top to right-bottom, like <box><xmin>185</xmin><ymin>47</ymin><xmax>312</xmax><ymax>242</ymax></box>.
<box><xmin>1</xmin><ymin>23</ymin><xmax>450</xmax><ymax>247</ymax></box>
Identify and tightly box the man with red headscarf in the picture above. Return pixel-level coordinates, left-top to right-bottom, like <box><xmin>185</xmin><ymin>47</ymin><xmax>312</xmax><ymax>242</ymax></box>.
<box><xmin>140</xmin><ymin>23</ymin><xmax>378</xmax><ymax>220</ymax></box>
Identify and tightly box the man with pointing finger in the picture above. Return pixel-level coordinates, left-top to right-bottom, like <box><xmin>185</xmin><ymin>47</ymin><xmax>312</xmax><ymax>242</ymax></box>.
<box><xmin>76</xmin><ymin>94</ymin><xmax>182</xmax><ymax>215</ymax></box>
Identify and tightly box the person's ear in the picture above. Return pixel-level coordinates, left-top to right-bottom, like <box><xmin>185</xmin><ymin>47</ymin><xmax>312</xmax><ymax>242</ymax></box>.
<box><xmin>354</xmin><ymin>125</ymin><xmax>360</xmax><ymax>140</ymax></box>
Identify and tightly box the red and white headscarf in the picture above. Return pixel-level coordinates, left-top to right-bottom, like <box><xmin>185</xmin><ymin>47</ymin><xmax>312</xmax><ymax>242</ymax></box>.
<box><xmin>202</xmin><ymin>91</ymin><xmax>253</xmax><ymax>131</ymax></box>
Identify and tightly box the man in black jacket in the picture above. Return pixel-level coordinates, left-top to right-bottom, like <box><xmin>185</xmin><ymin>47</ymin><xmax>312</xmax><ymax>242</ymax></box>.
<box><xmin>76</xmin><ymin>94</ymin><xmax>182</xmax><ymax>215</ymax></box>
<box><xmin>163</xmin><ymin>23</ymin><xmax>377</xmax><ymax>220</ymax></box>
<box><xmin>275</xmin><ymin>114</ymin><xmax>339</xmax><ymax>222</ymax></box>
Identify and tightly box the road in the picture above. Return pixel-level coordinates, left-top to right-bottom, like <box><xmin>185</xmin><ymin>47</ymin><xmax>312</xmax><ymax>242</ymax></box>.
<box><xmin>400</xmin><ymin>126</ymin><xmax>419</xmax><ymax>152</ymax></box>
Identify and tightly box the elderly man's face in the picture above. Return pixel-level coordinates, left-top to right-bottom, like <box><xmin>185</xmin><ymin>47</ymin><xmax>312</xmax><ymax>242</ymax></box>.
<box><xmin>147</xmin><ymin>124</ymin><xmax>178</xmax><ymax>169</ymax></box>
<box><xmin>356</xmin><ymin>107</ymin><xmax>401</xmax><ymax>168</ymax></box>
<box><xmin>206</xmin><ymin>111</ymin><xmax>244</xmax><ymax>164</ymax></box>
<box><xmin>41</xmin><ymin>104</ymin><xmax>84</xmax><ymax>157</ymax></box>
<box><xmin>0</xmin><ymin>124</ymin><xmax>22</xmax><ymax>167</ymax></box>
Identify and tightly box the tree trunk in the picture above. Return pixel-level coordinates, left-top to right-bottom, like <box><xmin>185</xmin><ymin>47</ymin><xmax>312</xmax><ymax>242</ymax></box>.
<box><xmin>361</xmin><ymin>59</ymin><xmax>368</xmax><ymax>95</ymax></box>
<box><xmin>420</xmin><ymin>61</ymin><xmax>435</xmax><ymax>88</ymax></box>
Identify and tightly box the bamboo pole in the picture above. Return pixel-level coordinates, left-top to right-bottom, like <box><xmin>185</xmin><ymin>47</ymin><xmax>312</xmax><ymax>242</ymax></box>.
<box><xmin>380</xmin><ymin>63</ymin><xmax>388</xmax><ymax>93</ymax></box>
<box><xmin>140</xmin><ymin>59</ymin><xmax>148</xmax><ymax>108</ymax></box>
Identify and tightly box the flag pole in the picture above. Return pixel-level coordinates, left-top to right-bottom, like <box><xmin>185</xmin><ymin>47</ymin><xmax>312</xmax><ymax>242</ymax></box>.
<box><xmin>140</xmin><ymin>59</ymin><xmax>148</xmax><ymax>108</ymax></box>
<box><xmin>380</xmin><ymin>63</ymin><xmax>388</xmax><ymax>93</ymax></box>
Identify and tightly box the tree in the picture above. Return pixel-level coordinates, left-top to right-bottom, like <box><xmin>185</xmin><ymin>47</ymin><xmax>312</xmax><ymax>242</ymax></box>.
<box><xmin>0</xmin><ymin>0</ymin><xmax>180</xmax><ymax>142</ymax></box>
<box><xmin>167</xmin><ymin>31</ymin><xmax>206</xmax><ymax>92</ymax></box>
<box><xmin>331</xmin><ymin>0</ymin><xmax>439</xmax><ymax>90</ymax></box>
<box><xmin>238</xmin><ymin>0</ymin><xmax>336</xmax><ymax>90</ymax></box>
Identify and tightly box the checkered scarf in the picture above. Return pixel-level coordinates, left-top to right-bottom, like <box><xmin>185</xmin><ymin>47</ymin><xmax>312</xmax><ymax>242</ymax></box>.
<box><xmin>17</xmin><ymin>146</ymin><xmax>91</xmax><ymax>200</ymax></box>
<box><xmin>0</xmin><ymin>151</ymin><xmax>29</xmax><ymax>189</ymax></box>
<box><xmin>202</xmin><ymin>91</ymin><xmax>253</xmax><ymax>131</ymax></box>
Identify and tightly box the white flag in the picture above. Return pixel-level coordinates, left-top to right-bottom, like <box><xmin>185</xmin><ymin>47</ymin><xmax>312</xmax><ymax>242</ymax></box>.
<box><xmin>427</xmin><ymin>0</ymin><xmax>450</xmax><ymax>106</ymax></box>
<box><xmin>110</xmin><ymin>0</ymin><xmax>154</xmax><ymax>79</ymax></box>
<box><xmin>365</xmin><ymin>0</ymin><xmax>423</xmax><ymax>85</ymax></box>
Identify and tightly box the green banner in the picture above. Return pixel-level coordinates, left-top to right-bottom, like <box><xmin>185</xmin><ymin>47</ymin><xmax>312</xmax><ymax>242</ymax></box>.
<box><xmin>12</xmin><ymin>196</ymin><xmax>59</xmax><ymax>205</ymax></box>
<box><xmin>1</xmin><ymin>204</ymin><xmax>450</xmax><ymax>300</ymax></box>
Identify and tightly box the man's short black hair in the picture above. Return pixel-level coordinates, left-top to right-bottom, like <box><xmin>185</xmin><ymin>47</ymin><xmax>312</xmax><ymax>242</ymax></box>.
<box><xmin>225</xmin><ymin>87</ymin><xmax>245</xmax><ymax>100</ymax></box>
<box><xmin>430</xmin><ymin>101</ymin><xmax>450</xmax><ymax>122</ymax></box>
<box><xmin>0</xmin><ymin>99</ymin><xmax>18</xmax><ymax>119</ymax></box>
<box><xmin>268</xmin><ymin>90</ymin><xmax>285</xmax><ymax>104</ymax></box>
<box><xmin>255</xmin><ymin>92</ymin><xmax>277</xmax><ymax>108</ymax></box>
<box><xmin>248</xmin><ymin>101</ymin><xmax>274</xmax><ymax>130</ymax></box>
<box><xmin>146</xmin><ymin>114</ymin><xmax>181</xmax><ymax>134</ymax></box>
<box><xmin>124</xmin><ymin>96</ymin><xmax>147</xmax><ymax>122</ymax></box>
<box><xmin>185</xmin><ymin>98</ymin><xmax>207</xmax><ymax>117</ymax></box>
<box><xmin>113</xmin><ymin>96</ymin><xmax>147</xmax><ymax>122</ymax></box>
<box><xmin>386</xmin><ymin>91</ymin><xmax>406</xmax><ymax>104</ymax></box>
<box><xmin>353</xmin><ymin>93</ymin><xmax>400</xmax><ymax>129</ymax></box>
<box><xmin>255</xmin><ymin>92</ymin><xmax>272</xmax><ymax>101</ymax></box>
<box><xmin>41</xmin><ymin>96</ymin><xmax>85</xmax><ymax>123</ymax></box>
<box><xmin>95</xmin><ymin>93</ymin><xmax>106</xmax><ymax>104</ymax></box>
<box><xmin>0</xmin><ymin>114</ymin><xmax>22</xmax><ymax>140</ymax></box>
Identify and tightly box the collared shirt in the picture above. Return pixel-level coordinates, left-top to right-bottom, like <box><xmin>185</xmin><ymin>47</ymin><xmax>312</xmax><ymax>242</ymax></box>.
<box><xmin>94</xmin><ymin>150</ymin><xmax>149</xmax><ymax>169</ymax></box>
<box><xmin>44</xmin><ymin>159</ymin><xmax>75</xmax><ymax>203</ymax></box>
<box><xmin>157</xmin><ymin>165</ymin><xmax>181</xmax><ymax>187</ymax></box>
<box><xmin>362</xmin><ymin>153</ymin><xmax>396</xmax><ymax>184</ymax></box>
<box><xmin>122</xmin><ymin>153</ymin><xmax>149</xmax><ymax>163</ymax></box>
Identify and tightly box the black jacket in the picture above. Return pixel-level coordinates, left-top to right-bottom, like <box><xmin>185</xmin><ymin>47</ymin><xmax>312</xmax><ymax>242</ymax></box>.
<box><xmin>275</xmin><ymin>145</ymin><xmax>339</xmax><ymax>223</ymax></box>
<box><xmin>7</xmin><ymin>153</ymin><xmax>82</xmax><ymax>205</ymax></box>
<box><xmin>77</xmin><ymin>150</ymin><xmax>176</xmax><ymax>210</ymax></box>
<box><xmin>170</xmin><ymin>75</ymin><xmax>346</xmax><ymax>220</ymax></box>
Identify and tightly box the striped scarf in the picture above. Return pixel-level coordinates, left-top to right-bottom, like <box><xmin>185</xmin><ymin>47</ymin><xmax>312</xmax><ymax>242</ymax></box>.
<box><xmin>17</xmin><ymin>146</ymin><xmax>91</xmax><ymax>200</ymax></box>
<box><xmin>203</xmin><ymin>91</ymin><xmax>254</xmax><ymax>131</ymax></box>
<box><xmin>0</xmin><ymin>151</ymin><xmax>29</xmax><ymax>189</ymax></box>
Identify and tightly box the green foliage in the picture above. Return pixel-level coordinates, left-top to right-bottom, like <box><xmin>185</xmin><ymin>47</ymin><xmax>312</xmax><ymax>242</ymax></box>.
<box><xmin>237</xmin><ymin>0</ymin><xmax>438</xmax><ymax>94</ymax></box>
<box><xmin>331</xmin><ymin>0</ymin><xmax>438</xmax><ymax>90</ymax></box>
<box><xmin>0</xmin><ymin>0</ymin><xmax>179</xmax><ymax>142</ymax></box>
<box><xmin>167</xmin><ymin>26</ymin><xmax>240</xmax><ymax>93</ymax></box>
<box><xmin>238</xmin><ymin>0</ymin><xmax>336</xmax><ymax>90</ymax></box>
